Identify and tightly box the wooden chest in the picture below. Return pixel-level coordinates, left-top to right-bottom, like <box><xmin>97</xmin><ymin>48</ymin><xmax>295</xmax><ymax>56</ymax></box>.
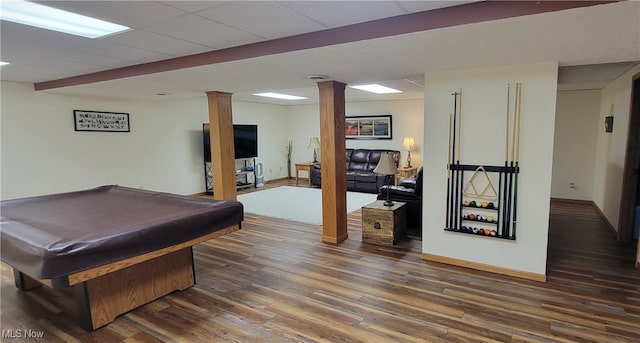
<box><xmin>362</xmin><ymin>201</ymin><xmax>407</xmax><ymax>246</ymax></box>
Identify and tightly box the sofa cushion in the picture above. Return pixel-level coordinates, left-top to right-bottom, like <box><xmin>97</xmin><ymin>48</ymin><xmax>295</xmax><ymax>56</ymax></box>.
<box><xmin>366</xmin><ymin>150</ymin><xmax>384</xmax><ymax>171</ymax></box>
<box><xmin>414</xmin><ymin>168</ymin><xmax>424</xmax><ymax>195</ymax></box>
<box><xmin>346</xmin><ymin>180</ymin><xmax>356</xmax><ymax>190</ymax></box>
<box><xmin>385</xmin><ymin>185</ymin><xmax>416</xmax><ymax>197</ymax></box>
<box><xmin>348</xmin><ymin>149</ymin><xmax>371</xmax><ymax>172</ymax></box>
<box><xmin>399</xmin><ymin>179</ymin><xmax>416</xmax><ymax>189</ymax></box>
<box><xmin>345</xmin><ymin>149</ymin><xmax>353</xmax><ymax>162</ymax></box>
<box><xmin>357</xmin><ymin>182</ymin><xmax>380</xmax><ymax>193</ymax></box>
<box><xmin>354</xmin><ymin>171</ymin><xmax>377</xmax><ymax>183</ymax></box>
<box><xmin>346</xmin><ymin>170</ymin><xmax>357</xmax><ymax>181</ymax></box>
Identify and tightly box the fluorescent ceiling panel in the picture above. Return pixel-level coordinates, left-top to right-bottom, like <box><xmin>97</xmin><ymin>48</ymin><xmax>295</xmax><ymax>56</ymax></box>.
<box><xmin>349</xmin><ymin>84</ymin><xmax>402</xmax><ymax>94</ymax></box>
<box><xmin>0</xmin><ymin>62</ymin><xmax>9</xmax><ymax>66</ymax></box>
<box><xmin>0</xmin><ymin>0</ymin><xmax>129</xmax><ymax>38</ymax></box>
<box><xmin>253</xmin><ymin>92</ymin><xmax>308</xmax><ymax>100</ymax></box>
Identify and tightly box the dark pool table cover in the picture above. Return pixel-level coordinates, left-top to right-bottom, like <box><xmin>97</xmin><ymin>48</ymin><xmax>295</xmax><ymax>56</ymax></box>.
<box><xmin>0</xmin><ymin>185</ymin><xmax>243</xmax><ymax>279</ymax></box>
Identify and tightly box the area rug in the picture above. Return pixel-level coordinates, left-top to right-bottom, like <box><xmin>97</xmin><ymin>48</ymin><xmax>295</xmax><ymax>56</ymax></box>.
<box><xmin>237</xmin><ymin>186</ymin><xmax>377</xmax><ymax>225</ymax></box>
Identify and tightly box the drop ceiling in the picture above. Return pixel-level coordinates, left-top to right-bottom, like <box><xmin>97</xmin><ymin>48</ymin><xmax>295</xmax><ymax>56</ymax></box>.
<box><xmin>1</xmin><ymin>1</ymin><xmax>638</xmax><ymax>105</ymax></box>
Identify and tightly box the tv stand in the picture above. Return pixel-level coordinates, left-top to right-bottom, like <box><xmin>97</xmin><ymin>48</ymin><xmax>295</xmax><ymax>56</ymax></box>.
<box><xmin>235</xmin><ymin>158</ymin><xmax>256</xmax><ymax>190</ymax></box>
<box><xmin>204</xmin><ymin>162</ymin><xmax>213</xmax><ymax>195</ymax></box>
<box><xmin>203</xmin><ymin>159</ymin><xmax>256</xmax><ymax>194</ymax></box>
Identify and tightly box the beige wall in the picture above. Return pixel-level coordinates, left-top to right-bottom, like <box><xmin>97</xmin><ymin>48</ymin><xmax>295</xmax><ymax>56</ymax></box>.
<box><xmin>286</xmin><ymin>99</ymin><xmax>425</xmax><ymax>172</ymax></box>
<box><xmin>1</xmin><ymin>81</ymin><xmax>424</xmax><ymax>199</ymax></box>
<box><xmin>423</xmin><ymin>62</ymin><xmax>558</xmax><ymax>276</ymax></box>
<box><xmin>0</xmin><ymin>81</ymin><xmax>290</xmax><ymax>200</ymax></box>
<box><xmin>592</xmin><ymin>65</ymin><xmax>640</xmax><ymax>232</ymax></box>
<box><xmin>551</xmin><ymin>90</ymin><xmax>601</xmax><ymax>200</ymax></box>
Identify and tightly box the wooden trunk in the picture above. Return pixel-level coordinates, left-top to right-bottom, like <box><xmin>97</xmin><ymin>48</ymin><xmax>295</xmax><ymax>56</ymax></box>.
<box><xmin>362</xmin><ymin>201</ymin><xmax>407</xmax><ymax>246</ymax></box>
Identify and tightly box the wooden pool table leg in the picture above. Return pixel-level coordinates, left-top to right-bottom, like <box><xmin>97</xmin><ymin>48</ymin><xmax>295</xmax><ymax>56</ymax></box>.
<box><xmin>13</xmin><ymin>269</ymin><xmax>42</xmax><ymax>291</ymax></box>
<box><xmin>73</xmin><ymin>247</ymin><xmax>196</xmax><ymax>331</ymax></box>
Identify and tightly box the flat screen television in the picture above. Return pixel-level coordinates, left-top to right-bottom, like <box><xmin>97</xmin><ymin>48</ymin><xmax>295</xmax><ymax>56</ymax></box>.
<box><xmin>203</xmin><ymin>123</ymin><xmax>258</xmax><ymax>161</ymax></box>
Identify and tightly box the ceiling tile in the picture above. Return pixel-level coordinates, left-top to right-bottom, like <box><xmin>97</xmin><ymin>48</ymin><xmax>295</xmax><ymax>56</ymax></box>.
<box><xmin>2</xmin><ymin>41</ymin><xmax>138</xmax><ymax>72</ymax></box>
<box><xmin>280</xmin><ymin>1</ymin><xmax>407</xmax><ymax>28</ymax></box>
<box><xmin>0</xmin><ymin>64</ymin><xmax>71</xmax><ymax>83</ymax></box>
<box><xmin>104</xmin><ymin>30</ymin><xmax>213</xmax><ymax>57</ymax></box>
<box><xmin>160</xmin><ymin>1</ymin><xmax>229</xmax><ymax>13</ymax></box>
<box><xmin>197</xmin><ymin>1</ymin><xmax>327</xmax><ymax>39</ymax></box>
<box><xmin>146</xmin><ymin>14</ymin><xmax>264</xmax><ymax>49</ymax></box>
<box><xmin>396</xmin><ymin>0</ymin><xmax>478</xmax><ymax>13</ymax></box>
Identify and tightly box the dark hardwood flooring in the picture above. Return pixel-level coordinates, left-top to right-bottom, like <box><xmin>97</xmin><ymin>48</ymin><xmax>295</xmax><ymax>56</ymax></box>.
<box><xmin>1</xmin><ymin>180</ymin><xmax>639</xmax><ymax>342</ymax></box>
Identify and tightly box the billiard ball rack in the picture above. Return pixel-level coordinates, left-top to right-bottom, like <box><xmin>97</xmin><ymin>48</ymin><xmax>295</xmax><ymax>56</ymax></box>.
<box><xmin>444</xmin><ymin>163</ymin><xmax>517</xmax><ymax>240</ymax></box>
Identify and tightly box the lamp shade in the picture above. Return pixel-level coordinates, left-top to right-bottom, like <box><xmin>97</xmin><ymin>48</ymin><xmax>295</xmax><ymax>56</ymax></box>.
<box><xmin>308</xmin><ymin>137</ymin><xmax>320</xmax><ymax>149</ymax></box>
<box><xmin>373</xmin><ymin>152</ymin><xmax>398</xmax><ymax>175</ymax></box>
<box><xmin>403</xmin><ymin>136</ymin><xmax>415</xmax><ymax>150</ymax></box>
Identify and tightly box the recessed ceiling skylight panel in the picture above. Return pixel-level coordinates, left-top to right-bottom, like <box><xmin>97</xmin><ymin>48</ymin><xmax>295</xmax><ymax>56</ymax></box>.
<box><xmin>349</xmin><ymin>84</ymin><xmax>402</xmax><ymax>94</ymax></box>
<box><xmin>0</xmin><ymin>0</ymin><xmax>130</xmax><ymax>38</ymax></box>
<box><xmin>253</xmin><ymin>92</ymin><xmax>308</xmax><ymax>100</ymax></box>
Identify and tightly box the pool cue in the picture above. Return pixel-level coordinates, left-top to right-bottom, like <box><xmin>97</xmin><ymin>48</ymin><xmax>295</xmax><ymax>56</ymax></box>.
<box><xmin>446</xmin><ymin>112</ymin><xmax>453</xmax><ymax>228</ymax></box>
<box><xmin>512</xmin><ymin>82</ymin><xmax>522</xmax><ymax>239</ymax></box>
<box><xmin>456</xmin><ymin>89</ymin><xmax>463</xmax><ymax>231</ymax></box>
<box><xmin>505</xmin><ymin>83</ymin><xmax>517</xmax><ymax>239</ymax></box>
<box><xmin>451</xmin><ymin>91</ymin><xmax>459</xmax><ymax>230</ymax></box>
<box><xmin>507</xmin><ymin>82</ymin><xmax>521</xmax><ymax>239</ymax></box>
<box><xmin>501</xmin><ymin>84</ymin><xmax>510</xmax><ymax>237</ymax></box>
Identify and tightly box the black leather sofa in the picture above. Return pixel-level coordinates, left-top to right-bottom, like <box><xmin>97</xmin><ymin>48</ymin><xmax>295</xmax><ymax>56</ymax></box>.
<box><xmin>378</xmin><ymin>168</ymin><xmax>423</xmax><ymax>234</ymax></box>
<box><xmin>310</xmin><ymin>149</ymin><xmax>400</xmax><ymax>193</ymax></box>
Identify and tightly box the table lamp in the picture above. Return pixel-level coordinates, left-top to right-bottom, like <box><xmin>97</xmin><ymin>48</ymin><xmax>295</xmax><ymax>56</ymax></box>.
<box><xmin>373</xmin><ymin>152</ymin><xmax>398</xmax><ymax>206</ymax></box>
<box><xmin>308</xmin><ymin>137</ymin><xmax>320</xmax><ymax>163</ymax></box>
<box><xmin>402</xmin><ymin>136</ymin><xmax>415</xmax><ymax>168</ymax></box>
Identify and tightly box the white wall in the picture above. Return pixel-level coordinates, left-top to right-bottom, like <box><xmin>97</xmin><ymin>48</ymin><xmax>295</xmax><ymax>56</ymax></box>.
<box><xmin>0</xmin><ymin>81</ymin><xmax>289</xmax><ymax>200</ymax></box>
<box><xmin>1</xmin><ymin>81</ymin><xmax>422</xmax><ymax>200</ymax></box>
<box><xmin>286</xmin><ymin>98</ymin><xmax>425</xmax><ymax>173</ymax></box>
<box><xmin>592</xmin><ymin>65</ymin><xmax>640</xmax><ymax>232</ymax></box>
<box><xmin>231</xmin><ymin>100</ymin><xmax>290</xmax><ymax>181</ymax></box>
<box><xmin>551</xmin><ymin>90</ymin><xmax>601</xmax><ymax>200</ymax></box>
<box><xmin>423</xmin><ymin>62</ymin><xmax>558</xmax><ymax>276</ymax></box>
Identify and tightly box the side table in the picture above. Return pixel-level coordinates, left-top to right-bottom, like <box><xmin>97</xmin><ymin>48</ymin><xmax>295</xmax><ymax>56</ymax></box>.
<box><xmin>295</xmin><ymin>162</ymin><xmax>315</xmax><ymax>187</ymax></box>
<box><xmin>362</xmin><ymin>200</ymin><xmax>407</xmax><ymax>246</ymax></box>
<box><xmin>395</xmin><ymin>166</ymin><xmax>417</xmax><ymax>185</ymax></box>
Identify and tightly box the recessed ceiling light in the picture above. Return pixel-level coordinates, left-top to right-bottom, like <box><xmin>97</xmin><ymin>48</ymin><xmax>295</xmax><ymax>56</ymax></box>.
<box><xmin>349</xmin><ymin>84</ymin><xmax>402</xmax><ymax>94</ymax></box>
<box><xmin>0</xmin><ymin>62</ymin><xmax>9</xmax><ymax>66</ymax></box>
<box><xmin>254</xmin><ymin>92</ymin><xmax>308</xmax><ymax>100</ymax></box>
<box><xmin>0</xmin><ymin>0</ymin><xmax>130</xmax><ymax>38</ymax></box>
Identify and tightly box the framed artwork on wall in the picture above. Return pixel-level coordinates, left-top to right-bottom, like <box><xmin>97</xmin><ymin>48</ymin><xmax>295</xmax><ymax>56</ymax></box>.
<box><xmin>74</xmin><ymin>110</ymin><xmax>130</xmax><ymax>132</ymax></box>
<box><xmin>345</xmin><ymin>114</ymin><xmax>392</xmax><ymax>139</ymax></box>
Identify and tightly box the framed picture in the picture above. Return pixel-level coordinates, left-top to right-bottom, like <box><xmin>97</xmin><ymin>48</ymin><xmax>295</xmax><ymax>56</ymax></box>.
<box><xmin>345</xmin><ymin>115</ymin><xmax>392</xmax><ymax>139</ymax></box>
<box><xmin>74</xmin><ymin>110</ymin><xmax>130</xmax><ymax>132</ymax></box>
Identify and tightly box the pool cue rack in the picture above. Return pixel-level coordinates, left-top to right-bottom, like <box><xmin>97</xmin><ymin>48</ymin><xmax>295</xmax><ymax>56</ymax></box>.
<box><xmin>444</xmin><ymin>163</ymin><xmax>517</xmax><ymax>240</ymax></box>
<box><xmin>443</xmin><ymin>84</ymin><xmax>522</xmax><ymax>241</ymax></box>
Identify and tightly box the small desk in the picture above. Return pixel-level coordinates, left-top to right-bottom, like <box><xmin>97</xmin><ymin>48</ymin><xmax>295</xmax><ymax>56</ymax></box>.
<box><xmin>295</xmin><ymin>162</ymin><xmax>315</xmax><ymax>187</ymax></box>
<box><xmin>395</xmin><ymin>166</ymin><xmax>417</xmax><ymax>185</ymax></box>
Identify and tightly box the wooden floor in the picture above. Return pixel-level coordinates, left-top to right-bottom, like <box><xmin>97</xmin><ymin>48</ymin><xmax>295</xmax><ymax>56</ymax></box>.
<box><xmin>1</xmin><ymin>180</ymin><xmax>639</xmax><ymax>342</ymax></box>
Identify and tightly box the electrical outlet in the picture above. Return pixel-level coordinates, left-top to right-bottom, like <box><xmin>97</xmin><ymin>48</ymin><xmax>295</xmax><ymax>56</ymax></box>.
<box><xmin>269</xmin><ymin>168</ymin><xmax>272</xmax><ymax>173</ymax></box>
<box><xmin>569</xmin><ymin>182</ymin><xmax>576</xmax><ymax>189</ymax></box>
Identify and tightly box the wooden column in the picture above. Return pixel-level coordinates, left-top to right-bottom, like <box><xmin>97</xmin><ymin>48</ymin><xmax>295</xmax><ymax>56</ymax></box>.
<box><xmin>317</xmin><ymin>81</ymin><xmax>348</xmax><ymax>244</ymax></box>
<box><xmin>206</xmin><ymin>91</ymin><xmax>237</xmax><ymax>201</ymax></box>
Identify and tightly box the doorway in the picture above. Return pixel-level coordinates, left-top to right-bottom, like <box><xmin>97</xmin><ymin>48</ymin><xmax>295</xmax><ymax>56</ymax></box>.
<box><xmin>618</xmin><ymin>72</ymin><xmax>640</xmax><ymax>246</ymax></box>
